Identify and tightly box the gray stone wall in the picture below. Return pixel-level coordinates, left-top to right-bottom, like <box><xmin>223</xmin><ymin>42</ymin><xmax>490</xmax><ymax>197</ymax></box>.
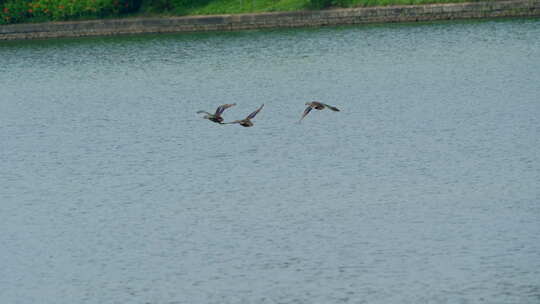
<box><xmin>1</xmin><ymin>0</ymin><xmax>539</xmax><ymax>40</ymax></box>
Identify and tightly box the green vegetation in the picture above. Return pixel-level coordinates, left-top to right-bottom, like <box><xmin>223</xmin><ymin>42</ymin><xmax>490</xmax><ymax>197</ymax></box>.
<box><xmin>1</xmin><ymin>0</ymin><xmax>141</xmax><ymax>24</ymax></box>
<box><xmin>1</xmin><ymin>0</ymin><xmax>489</xmax><ymax>25</ymax></box>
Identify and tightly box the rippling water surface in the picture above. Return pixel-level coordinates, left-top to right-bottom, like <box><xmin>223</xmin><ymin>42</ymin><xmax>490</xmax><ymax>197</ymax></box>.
<box><xmin>1</xmin><ymin>18</ymin><xmax>539</xmax><ymax>303</ymax></box>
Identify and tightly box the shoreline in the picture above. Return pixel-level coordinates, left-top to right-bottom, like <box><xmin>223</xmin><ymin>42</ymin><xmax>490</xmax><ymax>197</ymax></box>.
<box><xmin>1</xmin><ymin>0</ymin><xmax>539</xmax><ymax>40</ymax></box>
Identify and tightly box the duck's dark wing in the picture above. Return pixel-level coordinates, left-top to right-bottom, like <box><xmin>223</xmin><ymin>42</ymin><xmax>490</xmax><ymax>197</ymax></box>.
<box><xmin>323</xmin><ymin>103</ymin><xmax>340</xmax><ymax>112</ymax></box>
<box><xmin>299</xmin><ymin>106</ymin><xmax>313</xmax><ymax>121</ymax></box>
<box><xmin>197</xmin><ymin>110</ymin><xmax>211</xmax><ymax>115</ymax></box>
<box><xmin>215</xmin><ymin>103</ymin><xmax>236</xmax><ymax>116</ymax></box>
<box><xmin>247</xmin><ymin>104</ymin><xmax>264</xmax><ymax>120</ymax></box>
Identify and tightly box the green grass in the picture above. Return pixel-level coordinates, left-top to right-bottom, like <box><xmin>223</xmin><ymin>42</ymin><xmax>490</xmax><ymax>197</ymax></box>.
<box><xmin>137</xmin><ymin>0</ymin><xmax>312</xmax><ymax>16</ymax></box>
<box><xmin>190</xmin><ymin>0</ymin><xmax>309</xmax><ymax>14</ymax></box>
<box><xmin>163</xmin><ymin>0</ymin><xmax>489</xmax><ymax>16</ymax></box>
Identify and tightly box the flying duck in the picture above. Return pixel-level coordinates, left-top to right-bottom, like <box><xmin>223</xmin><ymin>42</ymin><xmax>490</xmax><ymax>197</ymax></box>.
<box><xmin>226</xmin><ymin>104</ymin><xmax>264</xmax><ymax>127</ymax></box>
<box><xmin>197</xmin><ymin>103</ymin><xmax>236</xmax><ymax>124</ymax></box>
<box><xmin>300</xmin><ymin>101</ymin><xmax>340</xmax><ymax>122</ymax></box>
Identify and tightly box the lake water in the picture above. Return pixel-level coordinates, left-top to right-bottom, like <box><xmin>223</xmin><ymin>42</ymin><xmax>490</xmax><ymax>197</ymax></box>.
<box><xmin>1</xmin><ymin>18</ymin><xmax>539</xmax><ymax>304</ymax></box>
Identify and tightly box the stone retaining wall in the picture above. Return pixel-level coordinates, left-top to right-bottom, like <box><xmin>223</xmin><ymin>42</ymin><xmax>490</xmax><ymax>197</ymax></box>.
<box><xmin>1</xmin><ymin>0</ymin><xmax>539</xmax><ymax>40</ymax></box>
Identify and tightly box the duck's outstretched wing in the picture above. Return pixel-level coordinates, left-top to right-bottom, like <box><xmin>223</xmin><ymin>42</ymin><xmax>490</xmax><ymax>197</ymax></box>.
<box><xmin>299</xmin><ymin>106</ymin><xmax>313</xmax><ymax>121</ymax></box>
<box><xmin>215</xmin><ymin>103</ymin><xmax>237</xmax><ymax>116</ymax></box>
<box><xmin>197</xmin><ymin>110</ymin><xmax>211</xmax><ymax>115</ymax></box>
<box><xmin>247</xmin><ymin>104</ymin><xmax>264</xmax><ymax>120</ymax></box>
<box><xmin>323</xmin><ymin>103</ymin><xmax>340</xmax><ymax>111</ymax></box>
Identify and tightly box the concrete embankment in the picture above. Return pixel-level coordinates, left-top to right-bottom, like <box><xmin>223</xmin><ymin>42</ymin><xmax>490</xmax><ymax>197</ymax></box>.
<box><xmin>1</xmin><ymin>0</ymin><xmax>539</xmax><ymax>40</ymax></box>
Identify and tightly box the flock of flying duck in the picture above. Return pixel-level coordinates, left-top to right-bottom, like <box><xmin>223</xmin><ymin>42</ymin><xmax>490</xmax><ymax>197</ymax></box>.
<box><xmin>197</xmin><ymin>101</ymin><xmax>340</xmax><ymax>127</ymax></box>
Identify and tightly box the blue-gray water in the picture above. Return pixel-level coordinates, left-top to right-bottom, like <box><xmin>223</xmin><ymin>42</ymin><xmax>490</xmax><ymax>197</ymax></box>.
<box><xmin>1</xmin><ymin>18</ymin><xmax>539</xmax><ymax>303</ymax></box>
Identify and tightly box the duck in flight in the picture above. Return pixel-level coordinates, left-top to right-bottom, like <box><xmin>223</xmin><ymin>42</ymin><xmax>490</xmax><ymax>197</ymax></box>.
<box><xmin>226</xmin><ymin>104</ymin><xmax>264</xmax><ymax>127</ymax></box>
<box><xmin>300</xmin><ymin>101</ymin><xmax>340</xmax><ymax>122</ymax></box>
<box><xmin>197</xmin><ymin>103</ymin><xmax>236</xmax><ymax>124</ymax></box>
